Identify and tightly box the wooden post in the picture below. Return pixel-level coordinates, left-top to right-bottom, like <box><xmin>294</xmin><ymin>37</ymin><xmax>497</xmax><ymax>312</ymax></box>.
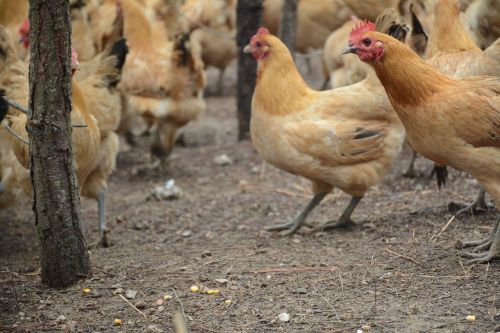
<box><xmin>236</xmin><ymin>0</ymin><xmax>263</xmax><ymax>141</ymax></box>
<box><xmin>28</xmin><ymin>0</ymin><xmax>91</xmax><ymax>288</ymax></box>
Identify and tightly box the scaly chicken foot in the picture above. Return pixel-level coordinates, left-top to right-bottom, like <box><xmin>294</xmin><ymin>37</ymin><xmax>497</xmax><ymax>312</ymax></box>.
<box><xmin>459</xmin><ymin>216</ymin><xmax>500</xmax><ymax>263</ymax></box>
<box><xmin>0</xmin><ymin>181</ymin><xmax>4</xmax><ymax>194</ymax></box>
<box><xmin>216</xmin><ymin>69</ymin><xmax>225</xmax><ymax>95</ymax></box>
<box><xmin>315</xmin><ymin>196</ymin><xmax>363</xmax><ymax>231</ymax></box>
<box><xmin>459</xmin><ymin>216</ymin><xmax>498</xmax><ymax>249</ymax></box>
<box><xmin>450</xmin><ymin>189</ymin><xmax>494</xmax><ymax>217</ymax></box>
<box><xmin>265</xmin><ymin>192</ymin><xmax>328</xmax><ymax>235</ymax></box>
<box><xmin>97</xmin><ymin>189</ymin><xmax>110</xmax><ymax>247</ymax></box>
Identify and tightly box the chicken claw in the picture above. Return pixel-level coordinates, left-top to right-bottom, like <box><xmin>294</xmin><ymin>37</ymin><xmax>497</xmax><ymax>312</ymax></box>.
<box><xmin>315</xmin><ymin>196</ymin><xmax>362</xmax><ymax>231</ymax></box>
<box><xmin>265</xmin><ymin>193</ymin><xmax>327</xmax><ymax>235</ymax></box>
<box><xmin>449</xmin><ymin>189</ymin><xmax>494</xmax><ymax>217</ymax></box>
<box><xmin>459</xmin><ymin>216</ymin><xmax>500</xmax><ymax>263</ymax></box>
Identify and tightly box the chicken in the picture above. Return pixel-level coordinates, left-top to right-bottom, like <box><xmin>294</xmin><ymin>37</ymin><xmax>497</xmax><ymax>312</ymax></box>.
<box><xmin>70</xmin><ymin>0</ymin><xmax>97</xmax><ymax>61</ymax></box>
<box><xmin>243</xmin><ymin>27</ymin><xmax>405</xmax><ymax>235</ymax></box>
<box><xmin>0</xmin><ymin>0</ymin><xmax>28</xmax><ymax>59</ymax></box>
<box><xmin>423</xmin><ymin>0</ymin><xmax>500</xmax><ymax>215</ymax></box>
<box><xmin>0</xmin><ymin>25</ymin><xmax>129</xmax><ymax>244</ymax></box>
<box><xmin>105</xmin><ymin>0</ymin><xmax>206</xmax><ymax>158</ymax></box>
<box><xmin>465</xmin><ymin>0</ymin><xmax>500</xmax><ymax>49</ymax></box>
<box><xmin>343</xmin><ymin>21</ymin><xmax>500</xmax><ymax>263</ymax></box>
<box><xmin>183</xmin><ymin>0</ymin><xmax>237</xmax><ymax>95</ymax></box>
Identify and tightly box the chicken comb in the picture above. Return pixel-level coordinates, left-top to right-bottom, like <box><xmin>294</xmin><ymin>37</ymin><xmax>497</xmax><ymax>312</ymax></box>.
<box><xmin>19</xmin><ymin>19</ymin><xmax>29</xmax><ymax>34</ymax></box>
<box><xmin>350</xmin><ymin>20</ymin><xmax>376</xmax><ymax>39</ymax></box>
<box><xmin>256</xmin><ymin>27</ymin><xmax>270</xmax><ymax>36</ymax></box>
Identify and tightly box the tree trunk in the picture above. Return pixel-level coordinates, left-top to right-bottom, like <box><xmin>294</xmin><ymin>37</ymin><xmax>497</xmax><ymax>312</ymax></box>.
<box><xmin>28</xmin><ymin>0</ymin><xmax>91</xmax><ymax>288</ymax></box>
<box><xmin>236</xmin><ymin>0</ymin><xmax>263</xmax><ymax>141</ymax></box>
<box><xmin>278</xmin><ymin>0</ymin><xmax>298</xmax><ymax>55</ymax></box>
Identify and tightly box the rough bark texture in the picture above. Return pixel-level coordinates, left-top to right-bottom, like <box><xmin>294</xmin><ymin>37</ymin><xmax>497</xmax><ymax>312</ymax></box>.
<box><xmin>278</xmin><ymin>0</ymin><xmax>298</xmax><ymax>55</ymax></box>
<box><xmin>28</xmin><ymin>0</ymin><xmax>91</xmax><ymax>288</ymax></box>
<box><xmin>236</xmin><ymin>0</ymin><xmax>263</xmax><ymax>141</ymax></box>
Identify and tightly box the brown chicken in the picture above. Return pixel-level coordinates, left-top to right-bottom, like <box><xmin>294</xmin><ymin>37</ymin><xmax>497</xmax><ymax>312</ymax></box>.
<box><xmin>0</xmin><ymin>26</ymin><xmax>128</xmax><ymax>244</ymax></box>
<box><xmin>0</xmin><ymin>0</ymin><xmax>28</xmax><ymax>59</ymax></box>
<box><xmin>244</xmin><ymin>26</ymin><xmax>405</xmax><ymax>235</ymax></box>
<box><xmin>465</xmin><ymin>0</ymin><xmax>500</xmax><ymax>49</ymax></box>
<box><xmin>422</xmin><ymin>0</ymin><xmax>500</xmax><ymax>215</ymax></box>
<box><xmin>344</xmin><ymin>22</ymin><xmax>500</xmax><ymax>263</ymax></box>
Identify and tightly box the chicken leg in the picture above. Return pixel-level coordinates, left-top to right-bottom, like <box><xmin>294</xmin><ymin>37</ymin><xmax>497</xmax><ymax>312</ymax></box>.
<box><xmin>97</xmin><ymin>189</ymin><xmax>109</xmax><ymax>246</ymax></box>
<box><xmin>216</xmin><ymin>69</ymin><xmax>225</xmax><ymax>96</ymax></box>
<box><xmin>460</xmin><ymin>215</ymin><xmax>500</xmax><ymax>263</ymax></box>
<box><xmin>403</xmin><ymin>150</ymin><xmax>418</xmax><ymax>178</ymax></box>
<box><xmin>265</xmin><ymin>192</ymin><xmax>327</xmax><ymax>235</ymax></box>
<box><xmin>315</xmin><ymin>196</ymin><xmax>362</xmax><ymax>231</ymax></box>
<box><xmin>451</xmin><ymin>188</ymin><xmax>494</xmax><ymax>217</ymax></box>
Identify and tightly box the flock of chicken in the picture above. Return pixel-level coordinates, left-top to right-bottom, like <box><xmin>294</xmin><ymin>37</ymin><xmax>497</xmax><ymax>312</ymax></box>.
<box><xmin>0</xmin><ymin>0</ymin><xmax>498</xmax><ymax>263</ymax></box>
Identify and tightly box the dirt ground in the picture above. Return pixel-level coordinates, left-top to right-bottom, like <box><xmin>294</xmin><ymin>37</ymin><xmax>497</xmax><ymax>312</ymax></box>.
<box><xmin>1</xmin><ymin>60</ymin><xmax>499</xmax><ymax>333</ymax></box>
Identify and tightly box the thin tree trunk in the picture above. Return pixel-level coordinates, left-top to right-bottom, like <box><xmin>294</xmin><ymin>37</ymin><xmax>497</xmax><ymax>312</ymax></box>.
<box><xmin>278</xmin><ymin>0</ymin><xmax>298</xmax><ymax>55</ymax></box>
<box><xmin>28</xmin><ymin>0</ymin><xmax>91</xmax><ymax>288</ymax></box>
<box><xmin>236</xmin><ymin>0</ymin><xmax>263</xmax><ymax>141</ymax></box>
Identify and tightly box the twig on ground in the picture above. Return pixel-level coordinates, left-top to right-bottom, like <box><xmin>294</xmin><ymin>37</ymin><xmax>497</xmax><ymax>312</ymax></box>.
<box><xmin>118</xmin><ymin>294</ymin><xmax>148</xmax><ymax>319</ymax></box>
<box><xmin>384</xmin><ymin>248</ymin><xmax>420</xmax><ymax>265</ymax></box>
<box><xmin>254</xmin><ymin>266</ymin><xmax>337</xmax><ymax>274</ymax></box>
<box><xmin>173</xmin><ymin>311</ymin><xmax>188</xmax><ymax>333</ymax></box>
<box><xmin>171</xmin><ymin>288</ymin><xmax>188</xmax><ymax>332</ymax></box>
<box><xmin>430</xmin><ymin>215</ymin><xmax>456</xmax><ymax>241</ymax></box>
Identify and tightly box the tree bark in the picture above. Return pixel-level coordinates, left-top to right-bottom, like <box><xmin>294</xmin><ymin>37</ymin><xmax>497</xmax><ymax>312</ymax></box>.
<box><xmin>236</xmin><ymin>0</ymin><xmax>263</xmax><ymax>141</ymax></box>
<box><xmin>278</xmin><ymin>0</ymin><xmax>298</xmax><ymax>55</ymax></box>
<box><xmin>28</xmin><ymin>0</ymin><xmax>91</xmax><ymax>288</ymax></box>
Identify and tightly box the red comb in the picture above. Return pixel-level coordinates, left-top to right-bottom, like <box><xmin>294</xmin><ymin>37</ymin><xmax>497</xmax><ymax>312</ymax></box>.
<box><xmin>19</xmin><ymin>19</ymin><xmax>29</xmax><ymax>34</ymax></box>
<box><xmin>350</xmin><ymin>20</ymin><xmax>375</xmax><ymax>38</ymax></box>
<box><xmin>256</xmin><ymin>27</ymin><xmax>269</xmax><ymax>36</ymax></box>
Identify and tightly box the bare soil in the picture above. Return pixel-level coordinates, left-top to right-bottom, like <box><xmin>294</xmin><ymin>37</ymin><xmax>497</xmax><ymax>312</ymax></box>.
<box><xmin>1</xmin><ymin>61</ymin><xmax>499</xmax><ymax>333</ymax></box>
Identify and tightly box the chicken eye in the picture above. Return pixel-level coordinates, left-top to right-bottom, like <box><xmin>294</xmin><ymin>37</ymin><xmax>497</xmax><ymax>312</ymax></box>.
<box><xmin>362</xmin><ymin>38</ymin><xmax>371</xmax><ymax>47</ymax></box>
<box><xmin>256</xmin><ymin>41</ymin><xmax>262</xmax><ymax>47</ymax></box>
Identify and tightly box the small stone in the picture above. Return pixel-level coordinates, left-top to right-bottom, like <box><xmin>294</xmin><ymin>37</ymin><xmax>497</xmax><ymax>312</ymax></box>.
<box><xmin>55</xmin><ymin>315</ymin><xmax>66</xmax><ymax>324</ymax></box>
<box><xmin>202</xmin><ymin>250</ymin><xmax>212</xmax><ymax>257</ymax></box>
<box><xmin>224</xmin><ymin>299</ymin><xmax>233</xmax><ymax>305</ymax></box>
<box><xmin>134</xmin><ymin>300</ymin><xmax>147</xmax><ymax>310</ymax></box>
<box><xmin>157</xmin><ymin>306</ymin><xmax>165</xmax><ymax>313</ymax></box>
<box><xmin>111</xmin><ymin>283</ymin><xmax>122</xmax><ymax>289</ymax></box>
<box><xmin>125</xmin><ymin>289</ymin><xmax>137</xmax><ymax>299</ymax></box>
<box><xmin>199</xmin><ymin>274</ymin><xmax>209</xmax><ymax>282</ymax></box>
<box><xmin>163</xmin><ymin>295</ymin><xmax>173</xmax><ymax>300</ymax></box>
<box><xmin>156</xmin><ymin>299</ymin><xmax>164</xmax><ymax>306</ymax></box>
<box><xmin>91</xmin><ymin>291</ymin><xmax>102</xmax><ymax>298</ymax></box>
<box><xmin>181</xmin><ymin>230</ymin><xmax>192</xmax><ymax>237</ymax></box>
<box><xmin>296</xmin><ymin>288</ymin><xmax>307</xmax><ymax>294</ymax></box>
<box><xmin>266</xmin><ymin>275</ymin><xmax>272</xmax><ymax>281</ymax></box>
<box><xmin>291</xmin><ymin>238</ymin><xmax>301</xmax><ymax>244</ymax></box>
<box><xmin>18</xmin><ymin>312</ymin><xmax>25</xmax><ymax>318</ymax></box>
<box><xmin>215</xmin><ymin>278</ymin><xmax>228</xmax><ymax>285</ymax></box>
<box><xmin>362</xmin><ymin>324</ymin><xmax>370</xmax><ymax>331</ymax></box>
<box><xmin>278</xmin><ymin>312</ymin><xmax>290</xmax><ymax>322</ymax></box>
<box><xmin>214</xmin><ymin>154</ymin><xmax>233</xmax><ymax>166</ymax></box>
<box><xmin>113</xmin><ymin>288</ymin><xmax>124</xmax><ymax>295</ymax></box>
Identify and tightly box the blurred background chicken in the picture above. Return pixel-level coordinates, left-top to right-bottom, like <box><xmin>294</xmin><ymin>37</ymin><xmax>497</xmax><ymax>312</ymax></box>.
<box><xmin>0</xmin><ymin>16</ymin><xmax>129</xmax><ymax>245</ymax></box>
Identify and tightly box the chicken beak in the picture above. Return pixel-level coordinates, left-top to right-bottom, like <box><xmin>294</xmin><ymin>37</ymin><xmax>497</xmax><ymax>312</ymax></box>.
<box><xmin>243</xmin><ymin>44</ymin><xmax>252</xmax><ymax>54</ymax></box>
<box><xmin>341</xmin><ymin>45</ymin><xmax>358</xmax><ymax>55</ymax></box>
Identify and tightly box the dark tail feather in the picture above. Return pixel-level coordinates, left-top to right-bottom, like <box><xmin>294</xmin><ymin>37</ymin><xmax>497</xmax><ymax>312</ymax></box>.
<box><xmin>430</xmin><ymin>164</ymin><xmax>448</xmax><ymax>189</ymax></box>
<box><xmin>0</xmin><ymin>90</ymin><xmax>8</xmax><ymax>123</ymax></box>
<box><xmin>173</xmin><ymin>33</ymin><xmax>191</xmax><ymax>67</ymax></box>
<box><xmin>110</xmin><ymin>38</ymin><xmax>128</xmax><ymax>71</ymax></box>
